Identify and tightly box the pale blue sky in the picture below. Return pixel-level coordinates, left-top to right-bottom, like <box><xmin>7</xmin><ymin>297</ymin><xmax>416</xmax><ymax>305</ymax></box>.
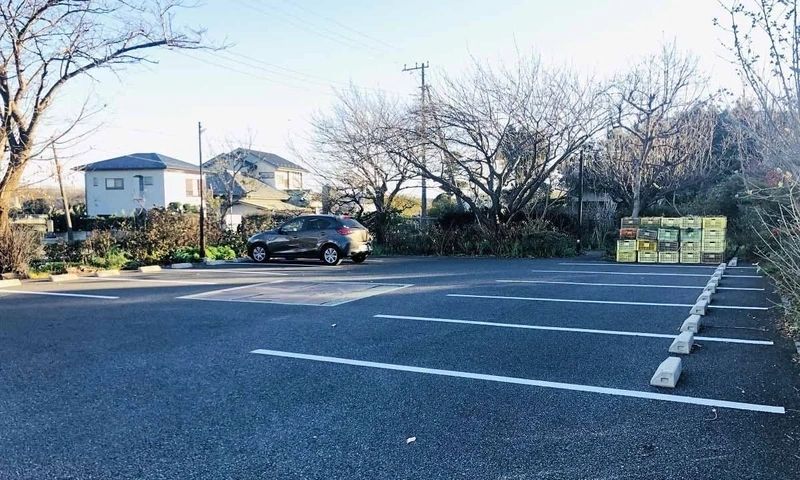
<box><xmin>43</xmin><ymin>0</ymin><xmax>739</xmax><ymax>187</ymax></box>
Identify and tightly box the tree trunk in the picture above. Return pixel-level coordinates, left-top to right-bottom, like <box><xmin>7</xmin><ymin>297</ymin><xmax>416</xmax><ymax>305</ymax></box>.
<box><xmin>631</xmin><ymin>158</ymin><xmax>642</xmax><ymax>217</ymax></box>
<box><xmin>0</xmin><ymin>159</ymin><xmax>28</xmax><ymax>233</ymax></box>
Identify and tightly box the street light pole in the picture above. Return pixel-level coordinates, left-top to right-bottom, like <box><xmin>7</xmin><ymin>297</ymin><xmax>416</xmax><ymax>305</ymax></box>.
<box><xmin>198</xmin><ymin>121</ymin><xmax>206</xmax><ymax>259</ymax></box>
<box><xmin>577</xmin><ymin>148</ymin><xmax>584</xmax><ymax>254</ymax></box>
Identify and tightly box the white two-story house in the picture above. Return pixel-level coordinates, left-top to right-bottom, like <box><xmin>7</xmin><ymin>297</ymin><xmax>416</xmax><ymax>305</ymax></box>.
<box><xmin>76</xmin><ymin>153</ymin><xmax>203</xmax><ymax>216</ymax></box>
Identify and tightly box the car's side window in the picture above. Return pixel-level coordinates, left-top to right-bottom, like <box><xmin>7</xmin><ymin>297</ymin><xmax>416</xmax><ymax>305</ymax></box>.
<box><xmin>307</xmin><ymin>218</ymin><xmax>331</xmax><ymax>230</ymax></box>
<box><xmin>281</xmin><ymin>219</ymin><xmax>304</xmax><ymax>232</ymax></box>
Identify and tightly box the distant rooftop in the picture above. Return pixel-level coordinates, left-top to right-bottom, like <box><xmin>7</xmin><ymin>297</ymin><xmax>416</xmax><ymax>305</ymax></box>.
<box><xmin>204</xmin><ymin>148</ymin><xmax>307</xmax><ymax>172</ymax></box>
<box><xmin>75</xmin><ymin>153</ymin><xmax>199</xmax><ymax>172</ymax></box>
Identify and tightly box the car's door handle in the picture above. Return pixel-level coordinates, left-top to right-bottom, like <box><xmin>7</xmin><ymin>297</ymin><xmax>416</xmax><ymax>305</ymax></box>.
<box><xmin>319</xmin><ymin>233</ymin><xmax>326</xmax><ymax>237</ymax></box>
<box><xmin>291</xmin><ymin>235</ymin><xmax>299</xmax><ymax>239</ymax></box>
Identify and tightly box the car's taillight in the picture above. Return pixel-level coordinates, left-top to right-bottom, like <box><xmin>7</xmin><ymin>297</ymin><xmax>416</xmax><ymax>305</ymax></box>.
<box><xmin>336</xmin><ymin>227</ymin><xmax>354</xmax><ymax>235</ymax></box>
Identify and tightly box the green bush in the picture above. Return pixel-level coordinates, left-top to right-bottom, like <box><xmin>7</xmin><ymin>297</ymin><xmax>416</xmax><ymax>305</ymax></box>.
<box><xmin>172</xmin><ymin>245</ymin><xmax>237</xmax><ymax>263</ymax></box>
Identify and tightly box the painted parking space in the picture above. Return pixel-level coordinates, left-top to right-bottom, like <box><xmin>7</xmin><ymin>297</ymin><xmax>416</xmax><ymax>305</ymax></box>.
<box><xmin>2</xmin><ymin>257</ymin><xmax>798</xmax><ymax>479</ymax></box>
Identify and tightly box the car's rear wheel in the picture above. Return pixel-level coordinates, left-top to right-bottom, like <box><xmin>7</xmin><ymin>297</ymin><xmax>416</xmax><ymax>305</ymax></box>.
<box><xmin>351</xmin><ymin>253</ymin><xmax>368</xmax><ymax>264</ymax></box>
<box><xmin>249</xmin><ymin>243</ymin><xmax>270</xmax><ymax>263</ymax></box>
<box><xmin>321</xmin><ymin>245</ymin><xmax>343</xmax><ymax>266</ymax></box>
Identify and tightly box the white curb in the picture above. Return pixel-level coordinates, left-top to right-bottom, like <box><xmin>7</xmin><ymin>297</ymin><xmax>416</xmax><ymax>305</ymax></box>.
<box><xmin>0</xmin><ymin>279</ymin><xmax>22</xmax><ymax>288</ymax></box>
<box><xmin>49</xmin><ymin>273</ymin><xmax>78</xmax><ymax>282</ymax></box>
<box><xmin>680</xmin><ymin>315</ymin><xmax>702</xmax><ymax>333</ymax></box>
<box><xmin>650</xmin><ymin>357</ymin><xmax>683</xmax><ymax>388</ymax></box>
<box><xmin>170</xmin><ymin>263</ymin><xmax>194</xmax><ymax>269</ymax></box>
<box><xmin>138</xmin><ymin>265</ymin><xmax>162</xmax><ymax>273</ymax></box>
<box><xmin>669</xmin><ymin>331</ymin><xmax>694</xmax><ymax>354</ymax></box>
<box><xmin>94</xmin><ymin>270</ymin><xmax>121</xmax><ymax>277</ymax></box>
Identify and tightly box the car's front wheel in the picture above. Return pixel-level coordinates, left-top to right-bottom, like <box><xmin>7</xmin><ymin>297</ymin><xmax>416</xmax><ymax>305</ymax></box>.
<box><xmin>321</xmin><ymin>245</ymin><xmax>343</xmax><ymax>266</ymax></box>
<box><xmin>248</xmin><ymin>243</ymin><xmax>270</xmax><ymax>263</ymax></box>
<box><xmin>351</xmin><ymin>253</ymin><xmax>368</xmax><ymax>264</ymax></box>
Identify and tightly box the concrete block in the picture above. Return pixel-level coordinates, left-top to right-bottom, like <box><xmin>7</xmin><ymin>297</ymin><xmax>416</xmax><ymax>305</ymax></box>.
<box><xmin>1</xmin><ymin>272</ymin><xmax>17</xmax><ymax>280</ymax></box>
<box><xmin>728</xmin><ymin>257</ymin><xmax>738</xmax><ymax>267</ymax></box>
<box><xmin>203</xmin><ymin>259</ymin><xmax>226</xmax><ymax>266</ymax></box>
<box><xmin>138</xmin><ymin>265</ymin><xmax>162</xmax><ymax>273</ymax></box>
<box><xmin>0</xmin><ymin>279</ymin><xmax>22</xmax><ymax>288</ymax></box>
<box><xmin>650</xmin><ymin>357</ymin><xmax>683</xmax><ymax>388</ymax></box>
<box><xmin>669</xmin><ymin>331</ymin><xmax>695</xmax><ymax>354</ymax></box>
<box><xmin>711</xmin><ymin>272</ymin><xmax>722</xmax><ymax>282</ymax></box>
<box><xmin>708</xmin><ymin>277</ymin><xmax>719</xmax><ymax>287</ymax></box>
<box><xmin>680</xmin><ymin>314</ymin><xmax>702</xmax><ymax>333</ymax></box>
<box><xmin>718</xmin><ymin>263</ymin><xmax>726</xmax><ymax>271</ymax></box>
<box><xmin>691</xmin><ymin>299</ymin><xmax>708</xmax><ymax>315</ymax></box>
<box><xmin>49</xmin><ymin>273</ymin><xmax>78</xmax><ymax>282</ymax></box>
<box><xmin>697</xmin><ymin>292</ymin><xmax>712</xmax><ymax>304</ymax></box>
<box><xmin>94</xmin><ymin>270</ymin><xmax>120</xmax><ymax>277</ymax></box>
<box><xmin>170</xmin><ymin>263</ymin><xmax>194</xmax><ymax>269</ymax></box>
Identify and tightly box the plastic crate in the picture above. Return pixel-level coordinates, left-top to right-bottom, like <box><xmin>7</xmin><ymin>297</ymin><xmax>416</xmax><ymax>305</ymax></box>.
<box><xmin>637</xmin><ymin>239</ymin><xmax>658</xmax><ymax>252</ymax></box>
<box><xmin>702</xmin><ymin>228</ymin><xmax>726</xmax><ymax>242</ymax></box>
<box><xmin>703</xmin><ymin>216</ymin><xmax>727</xmax><ymax>229</ymax></box>
<box><xmin>638</xmin><ymin>251</ymin><xmax>658</xmax><ymax>263</ymax></box>
<box><xmin>682</xmin><ymin>217</ymin><xmax>703</xmax><ymax>229</ymax></box>
<box><xmin>680</xmin><ymin>228</ymin><xmax>702</xmax><ymax>241</ymax></box>
<box><xmin>616</xmin><ymin>251</ymin><xmax>637</xmax><ymax>263</ymax></box>
<box><xmin>661</xmin><ymin>217</ymin><xmax>682</xmax><ymax>228</ymax></box>
<box><xmin>639</xmin><ymin>217</ymin><xmax>662</xmax><ymax>227</ymax></box>
<box><xmin>659</xmin><ymin>252</ymin><xmax>679</xmax><ymax>264</ymax></box>
<box><xmin>680</xmin><ymin>251</ymin><xmax>701</xmax><ymax>264</ymax></box>
<box><xmin>658</xmin><ymin>228</ymin><xmax>679</xmax><ymax>241</ymax></box>
<box><xmin>658</xmin><ymin>241</ymin><xmax>679</xmax><ymax>252</ymax></box>
<box><xmin>617</xmin><ymin>239</ymin><xmax>637</xmax><ymax>252</ymax></box>
<box><xmin>702</xmin><ymin>252</ymin><xmax>725</xmax><ymax>264</ymax></box>
<box><xmin>680</xmin><ymin>241</ymin><xmax>700</xmax><ymax>252</ymax></box>
<box><xmin>619</xmin><ymin>227</ymin><xmax>638</xmax><ymax>239</ymax></box>
<box><xmin>702</xmin><ymin>240</ymin><xmax>726</xmax><ymax>253</ymax></box>
<box><xmin>637</xmin><ymin>228</ymin><xmax>659</xmax><ymax>240</ymax></box>
<box><xmin>621</xmin><ymin>217</ymin><xmax>640</xmax><ymax>228</ymax></box>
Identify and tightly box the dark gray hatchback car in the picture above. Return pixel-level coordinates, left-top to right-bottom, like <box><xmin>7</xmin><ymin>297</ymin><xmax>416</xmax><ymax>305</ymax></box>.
<box><xmin>246</xmin><ymin>214</ymin><xmax>373</xmax><ymax>266</ymax></box>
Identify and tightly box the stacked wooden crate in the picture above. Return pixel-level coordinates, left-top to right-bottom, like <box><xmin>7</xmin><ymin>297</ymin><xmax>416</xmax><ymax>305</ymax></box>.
<box><xmin>615</xmin><ymin>215</ymin><xmax>727</xmax><ymax>263</ymax></box>
<box><xmin>701</xmin><ymin>216</ymin><xmax>727</xmax><ymax>264</ymax></box>
<box><xmin>679</xmin><ymin>216</ymin><xmax>703</xmax><ymax>264</ymax></box>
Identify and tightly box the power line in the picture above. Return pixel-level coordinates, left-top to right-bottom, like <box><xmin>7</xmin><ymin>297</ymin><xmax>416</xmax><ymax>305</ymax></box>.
<box><xmin>173</xmin><ymin>50</ymin><xmax>336</xmax><ymax>96</ymax></box>
<box><xmin>279</xmin><ymin>0</ymin><xmax>398</xmax><ymax>51</ymax></box>
<box><xmin>233</xmin><ymin>0</ymin><xmax>385</xmax><ymax>59</ymax></box>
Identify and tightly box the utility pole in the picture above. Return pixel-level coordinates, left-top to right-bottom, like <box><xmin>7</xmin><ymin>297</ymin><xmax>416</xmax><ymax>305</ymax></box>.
<box><xmin>198</xmin><ymin>122</ymin><xmax>206</xmax><ymax>259</ymax></box>
<box><xmin>577</xmin><ymin>148</ymin><xmax>584</xmax><ymax>254</ymax></box>
<box><xmin>403</xmin><ymin>61</ymin><xmax>429</xmax><ymax>222</ymax></box>
<box><xmin>52</xmin><ymin>144</ymin><xmax>73</xmax><ymax>242</ymax></box>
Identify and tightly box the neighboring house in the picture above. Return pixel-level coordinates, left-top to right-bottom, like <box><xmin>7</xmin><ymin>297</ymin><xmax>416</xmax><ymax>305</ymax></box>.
<box><xmin>203</xmin><ymin>148</ymin><xmax>308</xmax><ymax>192</ymax></box>
<box><xmin>206</xmin><ymin>171</ymin><xmax>307</xmax><ymax>228</ymax></box>
<box><xmin>75</xmin><ymin>153</ymin><xmax>202</xmax><ymax>216</ymax></box>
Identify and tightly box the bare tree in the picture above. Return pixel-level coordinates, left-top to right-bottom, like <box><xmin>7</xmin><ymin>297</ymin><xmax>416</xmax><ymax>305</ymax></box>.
<box><xmin>0</xmin><ymin>0</ymin><xmax>212</xmax><ymax>232</ymax></box>
<box><xmin>718</xmin><ymin>0</ymin><xmax>800</xmax><ymax>330</ymax></box>
<box><xmin>607</xmin><ymin>42</ymin><xmax>712</xmax><ymax>217</ymax></box>
<box><xmin>391</xmin><ymin>55</ymin><xmax>607</xmax><ymax>231</ymax></box>
<box><xmin>576</xmin><ymin>105</ymin><xmax>723</xmax><ymax>213</ymax></box>
<box><xmin>204</xmin><ymin>133</ymin><xmax>260</xmax><ymax>227</ymax></box>
<box><xmin>305</xmin><ymin>85</ymin><xmax>415</xmax><ymax>243</ymax></box>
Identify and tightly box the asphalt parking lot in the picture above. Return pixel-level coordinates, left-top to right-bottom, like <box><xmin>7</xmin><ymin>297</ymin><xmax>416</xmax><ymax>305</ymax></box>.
<box><xmin>1</xmin><ymin>257</ymin><xmax>799</xmax><ymax>479</ymax></box>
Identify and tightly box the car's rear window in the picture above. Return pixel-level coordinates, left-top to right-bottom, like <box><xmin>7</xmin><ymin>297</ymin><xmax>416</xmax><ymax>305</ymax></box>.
<box><xmin>339</xmin><ymin>218</ymin><xmax>366</xmax><ymax>229</ymax></box>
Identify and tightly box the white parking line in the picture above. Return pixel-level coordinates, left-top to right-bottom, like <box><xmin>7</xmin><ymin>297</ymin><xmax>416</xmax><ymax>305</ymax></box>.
<box><xmin>88</xmin><ymin>277</ymin><xmax>219</xmax><ymax>286</ymax></box>
<box><xmin>559</xmin><ymin>262</ymin><xmax>757</xmax><ymax>270</ymax></box>
<box><xmin>447</xmin><ymin>294</ymin><xmax>770</xmax><ymax>311</ymax></box>
<box><xmin>530</xmin><ymin>269</ymin><xmax>762</xmax><ymax>279</ymax></box>
<box><xmin>496</xmin><ymin>280</ymin><xmax>765</xmax><ymax>292</ymax></box>
<box><xmin>249</xmin><ymin>349</ymin><xmax>785</xmax><ymax>414</ymax></box>
<box><xmin>0</xmin><ymin>290</ymin><xmax>119</xmax><ymax>299</ymax></box>
<box><xmin>169</xmin><ymin>268</ymin><xmax>289</xmax><ymax>276</ymax></box>
<box><xmin>374</xmin><ymin>314</ymin><xmax>773</xmax><ymax>345</ymax></box>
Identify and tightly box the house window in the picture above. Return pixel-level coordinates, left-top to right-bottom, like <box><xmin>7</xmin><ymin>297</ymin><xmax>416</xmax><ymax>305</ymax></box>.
<box><xmin>143</xmin><ymin>176</ymin><xmax>154</xmax><ymax>186</ymax></box>
<box><xmin>275</xmin><ymin>171</ymin><xmax>289</xmax><ymax>189</ymax></box>
<box><xmin>105</xmin><ymin>178</ymin><xmax>124</xmax><ymax>190</ymax></box>
<box><xmin>289</xmin><ymin>172</ymin><xmax>302</xmax><ymax>189</ymax></box>
<box><xmin>259</xmin><ymin>172</ymin><xmax>275</xmax><ymax>179</ymax></box>
<box><xmin>185</xmin><ymin>178</ymin><xmax>201</xmax><ymax>197</ymax></box>
<box><xmin>92</xmin><ymin>177</ymin><xmax>98</xmax><ymax>187</ymax></box>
